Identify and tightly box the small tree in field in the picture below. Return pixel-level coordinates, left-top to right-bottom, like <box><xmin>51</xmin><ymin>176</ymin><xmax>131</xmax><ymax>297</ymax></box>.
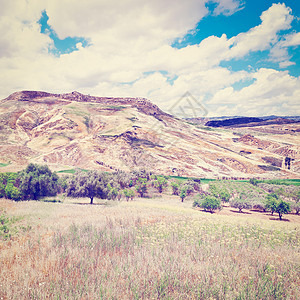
<box><xmin>275</xmin><ymin>200</ymin><xmax>291</xmax><ymax>220</ymax></box>
<box><xmin>291</xmin><ymin>202</ymin><xmax>300</xmax><ymax>214</ymax></box>
<box><xmin>170</xmin><ymin>181</ymin><xmax>180</xmax><ymax>195</ymax></box>
<box><xmin>179</xmin><ymin>188</ymin><xmax>187</xmax><ymax>202</ymax></box>
<box><xmin>17</xmin><ymin>163</ymin><xmax>59</xmax><ymax>200</ymax></box>
<box><xmin>265</xmin><ymin>193</ymin><xmax>279</xmax><ymax>215</ymax></box>
<box><xmin>135</xmin><ymin>178</ymin><xmax>148</xmax><ymax>197</ymax></box>
<box><xmin>195</xmin><ymin>195</ymin><xmax>222</xmax><ymax>213</ymax></box>
<box><xmin>219</xmin><ymin>189</ymin><xmax>231</xmax><ymax>203</ymax></box>
<box><xmin>230</xmin><ymin>197</ymin><xmax>251</xmax><ymax>213</ymax></box>
<box><xmin>66</xmin><ymin>170</ymin><xmax>110</xmax><ymax>204</ymax></box>
<box><xmin>153</xmin><ymin>177</ymin><xmax>168</xmax><ymax>193</ymax></box>
<box><xmin>123</xmin><ymin>189</ymin><xmax>135</xmax><ymax>201</ymax></box>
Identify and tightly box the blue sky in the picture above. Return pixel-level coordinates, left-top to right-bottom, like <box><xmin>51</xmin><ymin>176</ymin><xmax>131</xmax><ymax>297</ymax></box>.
<box><xmin>172</xmin><ymin>0</ymin><xmax>300</xmax><ymax>77</ymax></box>
<box><xmin>1</xmin><ymin>0</ymin><xmax>300</xmax><ymax>116</ymax></box>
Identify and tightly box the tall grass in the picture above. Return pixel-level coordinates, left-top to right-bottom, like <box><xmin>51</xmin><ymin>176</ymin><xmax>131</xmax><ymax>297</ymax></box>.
<box><xmin>0</xmin><ymin>200</ymin><xmax>299</xmax><ymax>299</ymax></box>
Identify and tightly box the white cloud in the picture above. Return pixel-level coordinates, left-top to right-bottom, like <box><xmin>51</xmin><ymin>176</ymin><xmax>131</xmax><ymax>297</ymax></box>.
<box><xmin>227</xmin><ymin>3</ymin><xmax>293</xmax><ymax>59</ymax></box>
<box><xmin>0</xmin><ymin>0</ymin><xmax>299</xmax><ymax>117</ymax></box>
<box><xmin>208</xmin><ymin>68</ymin><xmax>300</xmax><ymax>116</ymax></box>
<box><xmin>269</xmin><ymin>32</ymin><xmax>300</xmax><ymax>67</ymax></box>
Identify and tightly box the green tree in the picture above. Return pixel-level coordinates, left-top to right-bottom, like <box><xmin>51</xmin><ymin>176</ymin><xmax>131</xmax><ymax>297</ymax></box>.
<box><xmin>249</xmin><ymin>178</ymin><xmax>259</xmax><ymax>186</ymax></box>
<box><xmin>4</xmin><ymin>182</ymin><xmax>21</xmax><ymax>201</ymax></box>
<box><xmin>219</xmin><ymin>189</ymin><xmax>231</xmax><ymax>203</ymax></box>
<box><xmin>17</xmin><ymin>164</ymin><xmax>59</xmax><ymax>200</ymax></box>
<box><xmin>275</xmin><ymin>200</ymin><xmax>291</xmax><ymax>220</ymax></box>
<box><xmin>0</xmin><ymin>173</ymin><xmax>10</xmax><ymax>198</ymax></box>
<box><xmin>179</xmin><ymin>187</ymin><xmax>187</xmax><ymax>202</ymax></box>
<box><xmin>265</xmin><ymin>193</ymin><xmax>279</xmax><ymax>215</ymax></box>
<box><xmin>194</xmin><ymin>195</ymin><xmax>222</xmax><ymax>213</ymax></box>
<box><xmin>170</xmin><ymin>181</ymin><xmax>180</xmax><ymax>195</ymax></box>
<box><xmin>135</xmin><ymin>178</ymin><xmax>148</xmax><ymax>197</ymax></box>
<box><xmin>66</xmin><ymin>170</ymin><xmax>111</xmax><ymax>204</ymax></box>
<box><xmin>123</xmin><ymin>189</ymin><xmax>135</xmax><ymax>201</ymax></box>
<box><xmin>107</xmin><ymin>183</ymin><xmax>119</xmax><ymax>200</ymax></box>
<box><xmin>153</xmin><ymin>177</ymin><xmax>168</xmax><ymax>193</ymax></box>
<box><xmin>230</xmin><ymin>197</ymin><xmax>252</xmax><ymax>213</ymax></box>
<box><xmin>291</xmin><ymin>202</ymin><xmax>300</xmax><ymax>214</ymax></box>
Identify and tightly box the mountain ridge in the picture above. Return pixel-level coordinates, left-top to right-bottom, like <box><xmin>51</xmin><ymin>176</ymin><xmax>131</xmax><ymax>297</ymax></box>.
<box><xmin>0</xmin><ymin>91</ymin><xmax>299</xmax><ymax>179</ymax></box>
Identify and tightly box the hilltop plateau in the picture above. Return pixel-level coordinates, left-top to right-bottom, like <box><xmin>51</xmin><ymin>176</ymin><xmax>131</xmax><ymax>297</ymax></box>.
<box><xmin>0</xmin><ymin>91</ymin><xmax>299</xmax><ymax>178</ymax></box>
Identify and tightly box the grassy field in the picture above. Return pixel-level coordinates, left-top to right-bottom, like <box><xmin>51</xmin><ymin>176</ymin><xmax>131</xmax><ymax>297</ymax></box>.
<box><xmin>0</xmin><ymin>195</ymin><xmax>299</xmax><ymax>299</ymax></box>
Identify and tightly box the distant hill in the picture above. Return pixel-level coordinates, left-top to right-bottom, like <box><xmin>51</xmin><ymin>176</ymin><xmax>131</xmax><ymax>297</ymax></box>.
<box><xmin>0</xmin><ymin>91</ymin><xmax>299</xmax><ymax>178</ymax></box>
<box><xmin>205</xmin><ymin>117</ymin><xmax>299</xmax><ymax>128</ymax></box>
<box><xmin>205</xmin><ymin>117</ymin><xmax>263</xmax><ymax>127</ymax></box>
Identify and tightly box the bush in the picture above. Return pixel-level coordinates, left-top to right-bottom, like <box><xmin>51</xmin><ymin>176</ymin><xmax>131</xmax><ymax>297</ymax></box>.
<box><xmin>107</xmin><ymin>184</ymin><xmax>120</xmax><ymax>200</ymax></box>
<box><xmin>194</xmin><ymin>195</ymin><xmax>222</xmax><ymax>213</ymax></box>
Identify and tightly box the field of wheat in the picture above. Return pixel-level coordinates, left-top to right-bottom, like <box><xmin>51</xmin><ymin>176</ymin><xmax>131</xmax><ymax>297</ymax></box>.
<box><xmin>0</xmin><ymin>196</ymin><xmax>299</xmax><ymax>299</ymax></box>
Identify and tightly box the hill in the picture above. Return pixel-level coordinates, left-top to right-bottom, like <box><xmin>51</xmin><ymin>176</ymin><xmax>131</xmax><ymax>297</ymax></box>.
<box><xmin>0</xmin><ymin>91</ymin><xmax>299</xmax><ymax>178</ymax></box>
<box><xmin>205</xmin><ymin>117</ymin><xmax>299</xmax><ymax>128</ymax></box>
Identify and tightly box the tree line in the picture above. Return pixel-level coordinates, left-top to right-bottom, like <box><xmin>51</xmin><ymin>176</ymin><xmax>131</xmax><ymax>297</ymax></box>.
<box><xmin>1</xmin><ymin>163</ymin><xmax>299</xmax><ymax>220</ymax></box>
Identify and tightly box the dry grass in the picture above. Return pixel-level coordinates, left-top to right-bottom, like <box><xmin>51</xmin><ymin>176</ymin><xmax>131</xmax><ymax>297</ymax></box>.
<box><xmin>0</xmin><ymin>196</ymin><xmax>299</xmax><ymax>299</ymax></box>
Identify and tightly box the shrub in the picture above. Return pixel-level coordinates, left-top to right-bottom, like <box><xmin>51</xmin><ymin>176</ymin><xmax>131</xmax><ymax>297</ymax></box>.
<box><xmin>0</xmin><ymin>173</ymin><xmax>21</xmax><ymax>201</ymax></box>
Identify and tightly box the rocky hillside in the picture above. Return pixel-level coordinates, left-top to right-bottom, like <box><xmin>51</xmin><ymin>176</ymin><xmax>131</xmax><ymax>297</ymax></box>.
<box><xmin>0</xmin><ymin>91</ymin><xmax>299</xmax><ymax>179</ymax></box>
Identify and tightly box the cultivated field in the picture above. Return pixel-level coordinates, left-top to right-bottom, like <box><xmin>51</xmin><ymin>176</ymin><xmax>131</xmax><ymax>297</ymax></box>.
<box><xmin>0</xmin><ymin>195</ymin><xmax>299</xmax><ymax>299</ymax></box>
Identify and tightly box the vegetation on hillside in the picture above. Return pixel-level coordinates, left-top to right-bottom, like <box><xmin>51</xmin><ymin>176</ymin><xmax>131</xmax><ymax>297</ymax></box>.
<box><xmin>0</xmin><ymin>164</ymin><xmax>299</xmax><ymax>219</ymax></box>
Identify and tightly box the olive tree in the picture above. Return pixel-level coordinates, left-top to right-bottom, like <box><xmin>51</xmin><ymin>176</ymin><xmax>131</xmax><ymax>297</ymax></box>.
<box><xmin>194</xmin><ymin>195</ymin><xmax>222</xmax><ymax>213</ymax></box>
<box><xmin>153</xmin><ymin>177</ymin><xmax>168</xmax><ymax>193</ymax></box>
<box><xmin>170</xmin><ymin>181</ymin><xmax>180</xmax><ymax>195</ymax></box>
<box><xmin>135</xmin><ymin>178</ymin><xmax>148</xmax><ymax>197</ymax></box>
<box><xmin>275</xmin><ymin>200</ymin><xmax>291</xmax><ymax>220</ymax></box>
<box><xmin>66</xmin><ymin>170</ymin><xmax>111</xmax><ymax>204</ymax></box>
<box><xmin>17</xmin><ymin>163</ymin><xmax>59</xmax><ymax>200</ymax></box>
<box><xmin>123</xmin><ymin>189</ymin><xmax>135</xmax><ymax>201</ymax></box>
<box><xmin>230</xmin><ymin>197</ymin><xmax>252</xmax><ymax>213</ymax></box>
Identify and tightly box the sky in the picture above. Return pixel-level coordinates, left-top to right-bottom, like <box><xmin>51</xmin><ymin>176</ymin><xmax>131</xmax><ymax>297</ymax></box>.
<box><xmin>0</xmin><ymin>0</ymin><xmax>300</xmax><ymax>117</ymax></box>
